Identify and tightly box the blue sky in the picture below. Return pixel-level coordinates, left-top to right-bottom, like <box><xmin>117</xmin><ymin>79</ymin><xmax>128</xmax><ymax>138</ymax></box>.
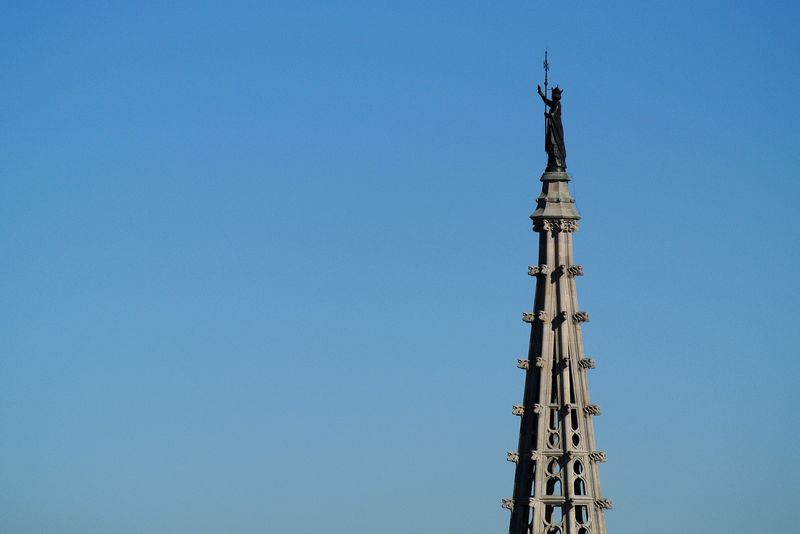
<box><xmin>2</xmin><ymin>2</ymin><xmax>799</xmax><ymax>533</ymax></box>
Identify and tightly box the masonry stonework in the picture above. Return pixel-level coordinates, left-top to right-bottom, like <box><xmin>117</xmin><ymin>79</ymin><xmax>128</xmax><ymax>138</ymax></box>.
<box><xmin>505</xmin><ymin>170</ymin><xmax>611</xmax><ymax>534</ymax></box>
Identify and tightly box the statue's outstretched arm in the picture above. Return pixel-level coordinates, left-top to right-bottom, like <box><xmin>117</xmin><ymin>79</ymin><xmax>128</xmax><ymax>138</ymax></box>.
<box><xmin>537</xmin><ymin>85</ymin><xmax>552</xmax><ymax>107</ymax></box>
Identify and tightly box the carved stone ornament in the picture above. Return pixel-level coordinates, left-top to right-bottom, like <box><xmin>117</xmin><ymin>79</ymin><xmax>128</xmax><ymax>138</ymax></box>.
<box><xmin>528</xmin><ymin>497</ymin><xmax>536</xmax><ymax>508</ymax></box>
<box><xmin>584</xmin><ymin>404</ymin><xmax>601</xmax><ymax>416</ymax></box>
<box><xmin>507</xmin><ymin>451</ymin><xmax>520</xmax><ymax>463</ymax></box>
<box><xmin>528</xmin><ymin>264</ymin><xmax>552</xmax><ymax>276</ymax></box>
<box><xmin>589</xmin><ymin>451</ymin><xmax>608</xmax><ymax>463</ymax></box>
<box><xmin>512</xmin><ymin>405</ymin><xmax>525</xmax><ymax>416</ymax></box>
<box><xmin>533</xmin><ymin>403</ymin><xmax>544</xmax><ymax>414</ymax></box>
<box><xmin>567</xmin><ymin>264</ymin><xmax>584</xmax><ymax>277</ymax></box>
<box><xmin>595</xmin><ymin>498</ymin><xmax>614</xmax><ymax>510</ymax></box>
<box><xmin>523</xmin><ymin>311</ymin><xmax>550</xmax><ymax>324</ymax></box>
<box><xmin>533</xmin><ymin>219</ymin><xmax>579</xmax><ymax>233</ymax></box>
<box><xmin>535</xmin><ymin>357</ymin><xmax>545</xmax><ymax>367</ymax></box>
<box><xmin>502</xmin><ymin>498</ymin><xmax>514</xmax><ymax>511</ymax></box>
<box><xmin>517</xmin><ymin>359</ymin><xmax>530</xmax><ymax>370</ymax></box>
<box><xmin>579</xmin><ymin>358</ymin><xmax>596</xmax><ymax>369</ymax></box>
<box><xmin>572</xmin><ymin>311</ymin><xmax>590</xmax><ymax>323</ymax></box>
<box><xmin>561</xmin><ymin>220</ymin><xmax>579</xmax><ymax>232</ymax></box>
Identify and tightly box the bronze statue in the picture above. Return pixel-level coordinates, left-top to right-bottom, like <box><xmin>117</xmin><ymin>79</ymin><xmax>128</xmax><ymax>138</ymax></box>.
<box><xmin>537</xmin><ymin>84</ymin><xmax>566</xmax><ymax>172</ymax></box>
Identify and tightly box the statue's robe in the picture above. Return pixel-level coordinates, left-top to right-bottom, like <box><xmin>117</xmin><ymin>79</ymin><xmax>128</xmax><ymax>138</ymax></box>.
<box><xmin>545</xmin><ymin>101</ymin><xmax>566</xmax><ymax>171</ymax></box>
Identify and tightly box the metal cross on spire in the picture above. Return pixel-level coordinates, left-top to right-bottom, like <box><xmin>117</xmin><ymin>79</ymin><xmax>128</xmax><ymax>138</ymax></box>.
<box><xmin>543</xmin><ymin>50</ymin><xmax>549</xmax><ymax>99</ymax></box>
<box><xmin>542</xmin><ymin>50</ymin><xmax>550</xmax><ymax>146</ymax></box>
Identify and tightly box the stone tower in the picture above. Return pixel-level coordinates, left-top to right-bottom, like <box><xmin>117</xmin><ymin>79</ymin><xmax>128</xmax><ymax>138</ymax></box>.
<box><xmin>502</xmin><ymin>154</ymin><xmax>612</xmax><ymax>530</ymax></box>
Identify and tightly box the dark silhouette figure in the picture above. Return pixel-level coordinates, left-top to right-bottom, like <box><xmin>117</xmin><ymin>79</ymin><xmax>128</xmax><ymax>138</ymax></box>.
<box><xmin>537</xmin><ymin>84</ymin><xmax>566</xmax><ymax>172</ymax></box>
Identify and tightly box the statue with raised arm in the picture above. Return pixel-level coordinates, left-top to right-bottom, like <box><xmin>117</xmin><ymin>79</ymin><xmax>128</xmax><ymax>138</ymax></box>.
<box><xmin>537</xmin><ymin>84</ymin><xmax>566</xmax><ymax>172</ymax></box>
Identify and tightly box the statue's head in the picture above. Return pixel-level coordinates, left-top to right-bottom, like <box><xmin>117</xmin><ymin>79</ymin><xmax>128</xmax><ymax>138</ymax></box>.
<box><xmin>551</xmin><ymin>86</ymin><xmax>563</xmax><ymax>101</ymax></box>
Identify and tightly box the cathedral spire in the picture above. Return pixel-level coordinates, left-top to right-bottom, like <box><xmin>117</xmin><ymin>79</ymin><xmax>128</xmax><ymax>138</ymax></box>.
<box><xmin>504</xmin><ymin>73</ymin><xmax>611</xmax><ymax>534</ymax></box>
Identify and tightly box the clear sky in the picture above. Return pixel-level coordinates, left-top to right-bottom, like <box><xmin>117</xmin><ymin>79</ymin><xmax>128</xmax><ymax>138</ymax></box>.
<box><xmin>2</xmin><ymin>2</ymin><xmax>799</xmax><ymax>533</ymax></box>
